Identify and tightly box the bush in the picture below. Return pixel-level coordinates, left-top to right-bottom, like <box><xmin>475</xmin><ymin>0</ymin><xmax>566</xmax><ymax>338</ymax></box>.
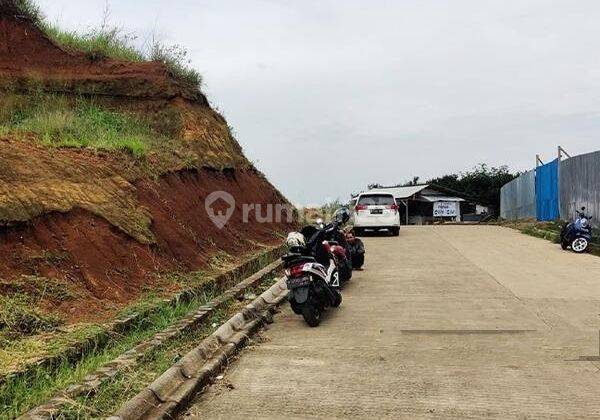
<box><xmin>149</xmin><ymin>42</ymin><xmax>202</xmax><ymax>90</ymax></box>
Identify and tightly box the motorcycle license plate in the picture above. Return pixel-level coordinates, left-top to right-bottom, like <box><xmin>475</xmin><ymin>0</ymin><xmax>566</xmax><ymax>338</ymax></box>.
<box><xmin>370</xmin><ymin>209</ymin><xmax>383</xmax><ymax>214</ymax></box>
<box><xmin>286</xmin><ymin>276</ymin><xmax>311</xmax><ymax>289</ymax></box>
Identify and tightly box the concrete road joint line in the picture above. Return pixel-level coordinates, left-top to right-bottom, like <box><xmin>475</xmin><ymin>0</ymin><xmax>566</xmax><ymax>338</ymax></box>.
<box><xmin>19</xmin><ymin>260</ymin><xmax>283</xmax><ymax>420</ymax></box>
<box><xmin>431</xmin><ymin>226</ymin><xmax>551</xmax><ymax>330</ymax></box>
<box><xmin>110</xmin><ymin>279</ymin><xmax>288</xmax><ymax>420</ymax></box>
<box><xmin>401</xmin><ymin>329</ymin><xmax>536</xmax><ymax>334</ymax></box>
<box><xmin>431</xmin><ymin>226</ymin><xmax>523</xmax><ymax>301</ymax></box>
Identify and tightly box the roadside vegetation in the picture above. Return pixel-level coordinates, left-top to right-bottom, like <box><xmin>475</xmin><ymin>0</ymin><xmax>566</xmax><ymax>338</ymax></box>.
<box><xmin>0</xmin><ymin>273</ymin><xmax>277</xmax><ymax>418</ymax></box>
<box><xmin>0</xmin><ymin>247</ymin><xmax>279</xmax><ymax>417</ymax></box>
<box><xmin>499</xmin><ymin>219</ymin><xmax>600</xmax><ymax>256</ymax></box>
<box><xmin>13</xmin><ymin>0</ymin><xmax>202</xmax><ymax>91</ymax></box>
<box><xmin>0</xmin><ymin>274</ymin><xmax>78</xmax><ymax>350</ymax></box>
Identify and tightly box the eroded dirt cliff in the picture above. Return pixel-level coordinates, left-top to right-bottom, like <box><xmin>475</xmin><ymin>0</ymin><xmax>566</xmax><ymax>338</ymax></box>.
<box><xmin>0</xmin><ymin>3</ymin><xmax>292</xmax><ymax>324</ymax></box>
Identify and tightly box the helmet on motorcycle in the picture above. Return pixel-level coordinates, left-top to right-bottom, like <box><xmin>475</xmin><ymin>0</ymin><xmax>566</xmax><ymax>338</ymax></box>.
<box><xmin>286</xmin><ymin>232</ymin><xmax>306</xmax><ymax>248</ymax></box>
<box><xmin>333</xmin><ymin>207</ymin><xmax>351</xmax><ymax>225</ymax></box>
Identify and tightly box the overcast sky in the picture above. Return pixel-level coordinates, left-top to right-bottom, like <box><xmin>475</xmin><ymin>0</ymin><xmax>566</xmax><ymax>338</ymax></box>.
<box><xmin>37</xmin><ymin>0</ymin><xmax>600</xmax><ymax>205</ymax></box>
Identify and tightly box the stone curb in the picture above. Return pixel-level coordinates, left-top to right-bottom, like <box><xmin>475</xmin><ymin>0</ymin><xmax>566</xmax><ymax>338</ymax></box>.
<box><xmin>2</xmin><ymin>245</ymin><xmax>285</xmax><ymax>387</ymax></box>
<box><xmin>19</xmin><ymin>255</ymin><xmax>284</xmax><ymax>419</ymax></box>
<box><xmin>111</xmin><ymin>279</ymin><xmax>288</xmax><ymax>420</ymax></box>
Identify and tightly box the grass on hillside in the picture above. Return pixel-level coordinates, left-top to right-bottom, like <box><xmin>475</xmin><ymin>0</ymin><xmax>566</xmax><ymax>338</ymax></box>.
<box><xmin>13</xmin><ymin>0</ymin><xmax>202</xmax><ymax>91</ymax></box>
<box><xmin>0</xmin><ymin>92</ymin><xmax>166</xmax><ymax>157</ymax></box>
<box><xmin>0</xmin><ymin>296</ymin><xmax>200</xmax><ymax>418</ymax></box>
<box><xmin>0</xmin><ymin>273</ymin><xmax>278</xmax><ymax>418</ymax></box>
<box><xmin>58</xmin><ymin>275</ymin><xmax>276</xmax><ymax>418</ymax></box>
<box><xmin>0</xmin><ymin>294</ymin><xmax>62</xmax><ymax>339</ymax></box>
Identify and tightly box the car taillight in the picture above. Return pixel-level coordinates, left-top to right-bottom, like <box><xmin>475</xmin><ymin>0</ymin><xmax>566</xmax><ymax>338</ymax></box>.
<box><xmin>289</xmin><ymin>264</ymin><xmax>305</xmax><ymax>278</ymax></box>
<box><xmin>355</xmin><ymin>204</ymin><xmax>367</xmax><ymax>211</ymax></box>
<box><xmin>387</xmin><ymin>204</ymin><xmax>398</xmax><ymax>211</ymax></box>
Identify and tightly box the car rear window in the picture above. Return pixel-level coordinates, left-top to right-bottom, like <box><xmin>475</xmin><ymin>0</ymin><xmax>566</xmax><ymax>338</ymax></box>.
<box><xmin>358</xmin><ymin>194</ymin><xmax>395</xmax><ymax>206</ymax></box>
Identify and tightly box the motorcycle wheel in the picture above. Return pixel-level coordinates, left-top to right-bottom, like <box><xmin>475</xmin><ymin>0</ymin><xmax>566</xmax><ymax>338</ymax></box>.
<box><xmin>331</xmin><ymin>289</ymin><xmax>342</xmax><ymax>308</ymax></box>
<box><xmin>301</xmin><ymin>302</ymin><xmax>321</xmax><ymax>327</ymax></box>
<box><xmin>571</xmin><ymin>237</ymin><xmax>589</xmax><ymax>253</ymax></box>
<box><xmin>289</xmin><ymin>299</ymin><xmax>302</xmax><ymax>314</ymax></box>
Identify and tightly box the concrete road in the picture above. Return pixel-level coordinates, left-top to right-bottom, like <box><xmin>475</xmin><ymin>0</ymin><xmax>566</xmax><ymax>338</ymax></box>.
<box><xmin>183</xmin><ymin>226</ymin><xmax>600</xmax><ymax>419</ymax></box>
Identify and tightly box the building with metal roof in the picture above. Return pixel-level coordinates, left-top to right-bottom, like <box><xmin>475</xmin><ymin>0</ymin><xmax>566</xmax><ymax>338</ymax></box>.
<box><xmin>354</xmin><ymin>184</ymin><xmax>488</xmax><ymax>225</ymax></box>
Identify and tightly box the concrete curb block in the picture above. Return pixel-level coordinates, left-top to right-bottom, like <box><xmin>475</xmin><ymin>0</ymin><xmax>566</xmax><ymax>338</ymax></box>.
<box><xmin>3</xmin><ymin>245</ymin><xmax>286</xmax><ymax>387</ymax></box>
<box><xmin>19</xmin><ymin>256</ymin><xmax>284</xmax><ymax>419</ymax></box>
<box><xmin>112</xmin><ymin>279</ymin><xmax>288</xmax><ymax>420</ymax></box>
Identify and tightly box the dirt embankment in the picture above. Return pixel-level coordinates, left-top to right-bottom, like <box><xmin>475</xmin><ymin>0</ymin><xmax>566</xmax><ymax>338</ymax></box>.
<box><xmin>0</xmin><ymin>166</ymin><xmax>291</xmax><ymax>323</ymax></box>
<box><xmin>0</xmin><ymin>2</ymin><xmax>201</xmax><ymax>101</ymax></box>
<box><xmin>0</xmin><ymin>4</ymin><xmax>293</xmax><ymax>324</ymax></box>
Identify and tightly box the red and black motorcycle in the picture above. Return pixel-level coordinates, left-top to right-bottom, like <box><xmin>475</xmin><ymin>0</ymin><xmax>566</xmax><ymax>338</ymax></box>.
<box><xmin>301</xmin><ymin>209</ymin><xmax>352</xmax><ymax>287</ymax></box>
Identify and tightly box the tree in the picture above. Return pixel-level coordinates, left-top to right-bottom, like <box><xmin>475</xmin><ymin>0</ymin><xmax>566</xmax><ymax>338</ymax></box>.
<box><xmin>428</xmin><ymin>164</ymin><xmax>517</xmax><ymax>212</ymax></box>
<box><xmin>403</xmin><ymin>176</ymin><xmax>420</xmax><ymax>186</ymax></box>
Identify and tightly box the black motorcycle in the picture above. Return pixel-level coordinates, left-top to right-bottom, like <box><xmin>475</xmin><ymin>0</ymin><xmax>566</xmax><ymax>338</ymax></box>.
<box><xmin>302</xmin><ymin>209</ymin><xmax>353</xmax><ymax>285</ymax></box>
<box><xmin>560</xmin><ymin>207</ymin><xmax>593</xmax><ymax>253</ymax></box>
<box><xmin>283</xmin><ymin>227</ymin><xmax>342</xmax><ymax>327</ymax></box>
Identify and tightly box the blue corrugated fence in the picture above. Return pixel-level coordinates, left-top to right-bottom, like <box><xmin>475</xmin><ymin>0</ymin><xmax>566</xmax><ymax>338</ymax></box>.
<box><xmin>535</xmin><ymin>159</ymin><xmax>559</xmax><ymax>221</ymax></box>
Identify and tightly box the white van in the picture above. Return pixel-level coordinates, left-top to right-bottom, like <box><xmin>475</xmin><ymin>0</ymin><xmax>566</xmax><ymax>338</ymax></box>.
<box><xmin>352</xmin><ymin>192</ymin><xmax>400</xmax><ymax>236</ymax></box>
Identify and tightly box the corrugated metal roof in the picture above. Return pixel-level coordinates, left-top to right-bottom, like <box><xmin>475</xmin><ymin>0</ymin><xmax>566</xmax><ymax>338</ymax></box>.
<box><xmin>420</xmin><ymin>195</ymin><xmax>465</xmax><ymax>202</ymax></box>
<box><xmin>369</xmin><ymin>185</ymin><xmax>429</xmax><ymax>199</ymax></box>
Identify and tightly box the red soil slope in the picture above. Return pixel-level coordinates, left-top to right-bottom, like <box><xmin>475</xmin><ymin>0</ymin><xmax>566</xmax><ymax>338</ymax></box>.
<box><xmin>0</xmin><ymin>3</ymin><xmax>293</xmax><ymax>323</ymax></box>
<box><xmin>0</xmin><ymin>3</ymin><xmax>201</xmax><ymax>101</ymax></box>
<box><xmin>0</xmin><ymin>167</ymin><xmax>291</xmax><ymax>322</ymax></box>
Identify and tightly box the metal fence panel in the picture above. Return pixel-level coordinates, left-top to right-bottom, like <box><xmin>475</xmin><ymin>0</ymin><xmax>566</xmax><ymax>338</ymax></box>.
<box><xmin>535</xmin><ymin>159</ymin><xmax>560</xmax><ymax>221</ymax></box>
<box><xmin>559</xmin><ymin>150</ymin><xmax>600</xmax><ymax>222</ymax></box>
<box><xmin>500</xmin><ymin>170</ymin><xmax>536</xmax><ymax>220</ymax></box>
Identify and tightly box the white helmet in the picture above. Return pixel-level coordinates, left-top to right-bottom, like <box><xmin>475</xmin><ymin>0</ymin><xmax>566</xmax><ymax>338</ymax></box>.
<box><xmin>286</xmin><ymin>231</ymin><xmax>306</xmax><ymax>248</ymax></box>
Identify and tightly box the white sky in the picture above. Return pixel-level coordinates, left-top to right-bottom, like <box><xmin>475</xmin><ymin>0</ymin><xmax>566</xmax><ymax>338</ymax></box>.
<box><xmin>36</xmin><ymin>0</ymin><xmax>600</xmax><ymax>205</ymax></box>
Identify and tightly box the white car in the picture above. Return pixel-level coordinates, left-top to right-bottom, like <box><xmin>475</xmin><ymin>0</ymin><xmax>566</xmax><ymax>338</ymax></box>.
<box><xmin>352</xmin><ymin>192</ymin><xmax>400</xmax><ymax>236</ymax></box>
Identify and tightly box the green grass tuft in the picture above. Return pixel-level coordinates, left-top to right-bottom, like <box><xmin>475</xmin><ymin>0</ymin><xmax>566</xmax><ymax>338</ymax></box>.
<box><xmin>11</xmin><ymin>0</ymin><xmax>44</xmax><ymax>24</ymax></box>
<box><xmin>0</xmin><ymin>92</ymin><xmax>160</xmax><ymax>157</ymax></box>
<box><xmin>41</xmin><ymin>23</ymin><xmax>144</xmax><ymax>62</ymax></box>
<box><xmin>149</xmin><ymin>42</ymin><xmax>202</xmax><ymax>91</ymax></box>
<box><xmin>0</xmin><ymin>294</ymin><xmax>62</xmax><ymax>337</ymax></box>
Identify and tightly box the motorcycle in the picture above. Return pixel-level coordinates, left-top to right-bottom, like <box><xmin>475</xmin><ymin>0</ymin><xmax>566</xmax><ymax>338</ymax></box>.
<box><xmin>303</xmin><ymin>209</ymin><xmax>353</xmax><ymax>285</ymax></box>
<box><xmin>283</xmin><ymin>231</ymin><xmax>342</xmax><ymax>327</ymax></box>
<box><xmin>560</xmin><ymin>207</ymin><xmax>593</xmax><ymax>253</ymax></box>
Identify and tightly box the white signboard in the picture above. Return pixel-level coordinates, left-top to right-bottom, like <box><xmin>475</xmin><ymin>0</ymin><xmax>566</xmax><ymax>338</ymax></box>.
<box><xmin>433</xmin><ymin>201</ymin><xmax>458</xmax><ymax>217</ymax></box>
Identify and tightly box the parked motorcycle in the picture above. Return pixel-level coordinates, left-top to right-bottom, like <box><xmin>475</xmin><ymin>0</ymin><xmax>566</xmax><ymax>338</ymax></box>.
<box><xmin>560</xmin><ymin>207</ymin><xmax>593</xmax><ymax>253</ymax></box>
<box><xmin>283</xmin><ymin>231</ymin><xmax>342</xmax><ymax>327</ymax></box>
<box><xmin>302</xmin><ymin>209</ymin><xmax>353</xmax><ymax>285</ymax></box>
